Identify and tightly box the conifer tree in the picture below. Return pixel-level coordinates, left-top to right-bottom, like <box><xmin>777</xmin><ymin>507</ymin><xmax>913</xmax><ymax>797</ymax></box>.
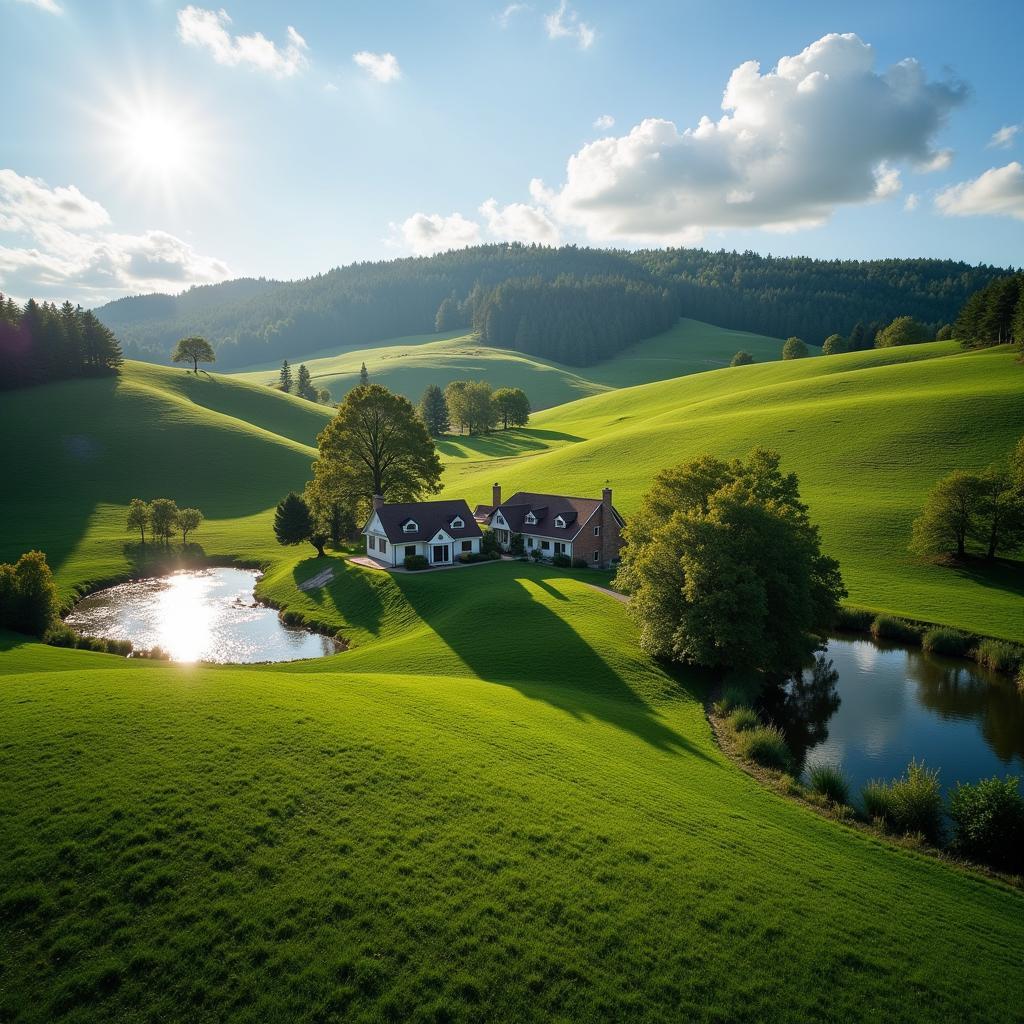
<box><xmin>280</xmin><ymin>359</ymin><xmax>293</xmax><ymax>392</ymax></box>
<box><xmin>360</xmin><ymin>362</ymin><xmax>369</xmax><ymax>385</ymax></box>
<box><xmin>419</xmin><ymin>383</ymin><xmax>450</xmax><ymax>436</ymax></box>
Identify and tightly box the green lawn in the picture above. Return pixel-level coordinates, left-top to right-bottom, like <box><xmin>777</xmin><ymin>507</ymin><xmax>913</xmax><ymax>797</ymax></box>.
<box><xmin>230</xmin><ymin>318</ymin><xmax>790</xmax><ymax>409</ymax></box>
<box><xmin>3</xmin><ymin>562</ymin><xmax>1024</xmax><ymax>1022</ymax></box>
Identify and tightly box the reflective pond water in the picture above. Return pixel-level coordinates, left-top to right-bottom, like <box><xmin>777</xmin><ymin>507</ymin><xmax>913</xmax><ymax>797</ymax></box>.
<box><xmin>66</xmin><ymin>567</ymin><xmax>340</xmax><ymax>663</ymax></box>
<box><xmin>760</xmin><ymin>636</ymin><xmax>1024</xmax><ymax>798</ymax></box>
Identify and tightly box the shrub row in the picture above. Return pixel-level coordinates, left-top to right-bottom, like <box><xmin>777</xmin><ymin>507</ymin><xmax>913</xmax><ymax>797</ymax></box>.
<box><xmin>458</xmin><ymin>551</ymin><xmax>500</xmax><ymax>564</ymax></box>
<box><xmin>44</xmin><ymin>622</ymin><xmax>134</xmax><ymax>657</ymax></box>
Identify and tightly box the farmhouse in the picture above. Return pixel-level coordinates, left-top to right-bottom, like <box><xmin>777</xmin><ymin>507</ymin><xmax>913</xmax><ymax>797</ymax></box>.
<box><xmin>362</xmin><ymin>495</ymin><xmax>482</xmax><ymax>567</ymax></box>
<box><xmin>475</xmin><ymin>484</ymin><xmax>625</xmax><ymax>568</ymax></box>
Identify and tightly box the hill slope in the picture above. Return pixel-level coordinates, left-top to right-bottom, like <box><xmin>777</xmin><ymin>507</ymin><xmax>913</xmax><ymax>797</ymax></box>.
<box><xmin>231</xmin><ymin>319</ymin><xmax>790</xmax><ymax>409</ymax></box>
<box><xmin>441</xmin><ymin>342</ymin><xmax>1024</xmax><ymax>640</ymax></box>
<box><xmin>2</xmin><ymin>562</ymin><xmax>1023</xmax><ymax>1022</ymax></box>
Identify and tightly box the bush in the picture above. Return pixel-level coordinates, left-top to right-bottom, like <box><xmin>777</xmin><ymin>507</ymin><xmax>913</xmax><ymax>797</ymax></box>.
<box><xmin>551</xmin><ymin>554</ymin><xmax>572</xmax><ymax>568</ymax></box>
<box><xmin>730</xmin><ymin>350</ymin><xmax>754</xmax><ymax>367</ymax></box>
<box><xmin>572</xmin><ymin>557</ymin><xmax>588</xmax><ymax>569</ymax></box>
<box><xmin>973</xmin><ymin>638</ymin><xmax>1024</xmax><ymax>675</ymax></box>
<box><xmin>921</xmin><ymin>626</ymin><xmax>971</xmax><ymax>658</ymax></box>
<box><xmin>530</xmin><ymin>548</ymin><xmax>544</xmax><ymax>562</ymax></box>
<box><xmin>404</xmin><ymin>555</ymin><xmax>429</xmax><ymax>571</ymax></box>
<box><xmin>716</xmin><ymin>684</ymin><xmax>753</xmax><ymax>714</ymax></box>
<box><xmin>861</xmin><ymin>761</ymin><xmax>943</xmax><ymax>842</ymax></box>
<box><xmin>481</xmin><ymin>530</ymin><xmax>501</xmax><ymax>555</ymax></box>
<box><xmin>486</xmin><ymin>549</ymin><xmax>500</xmax><ymax>561</ymax></box>
<box><xmin>834</xmin><ymin>606</ymin><xmax>874</xmax><ymax>632</ymax></box>
<box><xmin>948</xmin><ymin>777</ymin><xmax>1024</xmax><ymax>872</ymax></box>
<box><xmin>728</xmin><ymin>707</ymin><xmax>760</xmax><ymax>732</ymax></box>
<box><xmin>738</xmin><ymin>726</ymin><xmax>790</xmax><ymax>770</ymax></box>
<box><xmin>509</xmin><ymin>533</ymin><xmax>525</xmax><ymax>556</ymax></box>
<box><xmin>870</xmin><ymin>614</ymin><xmax>920</xmax><ymax>645</ymax></box>
<box><xmin>782</xmin><ymin>337</ymin><xmax>808</xmax><ymax>360</ymax></box>
<box><xmin>807</xmin><ymin>762</ymin><xmax>849</xmax><ymax>805</ymax></box>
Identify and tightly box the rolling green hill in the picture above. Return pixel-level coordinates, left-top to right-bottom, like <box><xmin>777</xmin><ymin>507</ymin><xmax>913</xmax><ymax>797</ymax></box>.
<box><xmin>230</xmin><ymin>319</ymin><xmax>791</xmax><ymax>409</ymax></box>
<box><xmin>3</xmin><ymin>561</ymin><xmax>1024</xmax><ymax>1022</ymax></box>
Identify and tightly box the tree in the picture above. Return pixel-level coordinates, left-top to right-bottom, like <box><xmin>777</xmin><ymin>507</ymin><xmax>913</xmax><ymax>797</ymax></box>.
<box><xmin>177</xmin><ymin>507</ymin><xmax>203</xmax><ymax>545</ymax></box>
<box><xmin>280</xmin><ymin>360</ymin><xmax>293</xmax><ymax>392</ymax></box>
<box><xmin>435</xmin><ymin>294</ymin><xmax>460</xmax><ymax>332</ymax></box>
<box><xmin>462</xmin><ymin>381</ymin><xmax>498</xmax><ymax>433</ymax></box>
<box><xmin>0</xmin><ymin>550</ymin><xmax>60</xmax><ymax>637</ymax></box>
<box><xmin>310</xmin><ymin>383</ymin><xmax>443</xmax><ymax>521</ymax></box>
<box><xmin>849</xmin><ymin>322</ymin><xmax>867</xmax><ymax>351</ymax></box>
<box><xmin>875</xmin><ymin>316</ymin><xmax>930</xmax><ymax>348</ymax></box>
<box><xmin>297</xmin><ymin>363</ymin><xmax>316</xmax><ymax>401</ymax></box>
<box><xmin>972</xmin><ymin>464</ymin><xmax>1024</xmax><ymax>559</ymax></box>
<box><xmin>492</xmin><ymin>387</ymin><xmax>530</xmax><ymax>429</ymax></box>
<box><xmin>936</xmin><ymin>323</ymin><xmax>954</xmax><ymax>341</ymax></box>
<box><xmin>315</xmin><ymin>387</ymin><xmax>333</xmax><ymax>405</ymax></box>
<box><xmin>273</xmin><ymin>492</ymin><xmax>326</xmax><ymax>557</ymax></box>
<box><xmin>126</xmin><ymin>498</ymin><xmax>150</xmax><ymax>544</ymax></box>
<box><xmin>782</xmin><ymin>337</ymin><xmax>808</xmax><ymax>360</ymax></box>
<box><xmin>444</xmin><ymin>380</ymin><xmax>470</xmax><ymax>433</ymax></box>
<box><xmin>909</xmin><ymin>471</ymin><xmax>981</xmax><ymax>559</ymax></box>
<box><xmin>171</xmin><ymin>336</ymin><xmax>215</xmax><ymax>373</ymax></box>
<box><xmin>614</xmin><ymin>450</ymin><xmax>845</xmax><ymax>675</ymax></box>
<box><xmin>822</xmin><ymin>334</ymin><xmax>846</xmax><ymax>355</ymax></box>
<box><xmin>359</xmin><ymin>362</ymin><xmax>369</xmax><ymax>386</ymax></box>
<box><xmin>419</xmin><ymin>383</ymin><xmax>450</xmax><ymax>436</ymax></box>
<box><xmin>730</xmin><ymin>350</ymin><xmax>754</xmax><ymax>366</ymax></box>
<box><xmin>149</xmin><ymin>498</ymin><xmax>179</xmax><ymax>545</ymax></box>
<box><xmin>1010</xmin><ymin>437</ymin><xmax>1024</xmax><ymax>490</ymax></box>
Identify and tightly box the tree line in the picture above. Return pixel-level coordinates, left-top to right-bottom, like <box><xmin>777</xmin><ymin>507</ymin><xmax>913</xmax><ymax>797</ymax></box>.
<box><xmin>419</xmin><ymin>381</ymin><xmax>530</xmax><ymax>435</ymax></box>
<box><xmin>126</xmin><ymin>498</ymin><xmax>204</xmax><ymax>546</ymax></box>
<box><xmin>93</xmin><ymin>244</ymin><xmax>1005</xmax><ymax>369</ymax></box>
<box><xmin>954</xmin><ymin>273</ymin><xmax>1024</xmax><ymax>350</ymax></box>
<box><xmin>0</xmin><ymin>294</ymin><xmax>123</xmax><ymax>390</ymax></box>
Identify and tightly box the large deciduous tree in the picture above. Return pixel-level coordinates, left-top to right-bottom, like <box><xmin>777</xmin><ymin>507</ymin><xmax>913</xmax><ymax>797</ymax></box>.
<box><xmin>310</xmin><ymin>384</ymin><xmax>443</xmax><ymax>522</ymax></box>
<box><xmin>177</xmin><ymin>507</ymin><xmax>204</xmax><ymax>545</ymax></box>
<box><xmin>493</xmin><ymin>387</ymin><xmax>530</xmax><ymax>429</ymax></box>
<box><xmin>909</xmin><ymin>471</ymin><xmax>981</xmax><ymax>559</ymax></box>
<box><xmin>0</xmin><ymin>550</ymin><xmax>60</xmax><ymax>637</ymax></box>
<box><xmin>419</xmin><ymin>383</ymin><xmax>450</xmax><ymax>436</ymax></box>
<box><xmin>875</xmin><ymin>316</ymin><xmax>930</xmax><ymax>348</ymax></box>
<box><xmin>171</xmin><ymin>336</ymin><xmax>215</xmax><ymax>374</ymax></box>
<box><xmin>782</xmin><ymin>337</ymin><xmax>808</xmax><ymax>360</ymax></box>
<box><xmin>126</xmin><ymin>498</ymin><xmax>150</xmax><ymax>544</ymax></box>
<box><xmin>615</xmin><ymin>450</ymin><xmax>845</xmax><ymax>675</ymax></box>
<box><xmin>149</xmin><ymin>498</ymin><xmax>179</xmax><ymax>545</ymax></box>
<box><xmin>822</xmin><ymin>334</ymin><xmax>846</xmax><ymax>355</ymax></box>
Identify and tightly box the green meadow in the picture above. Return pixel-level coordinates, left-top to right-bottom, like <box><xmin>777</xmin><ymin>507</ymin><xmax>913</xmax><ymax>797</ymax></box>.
<box><xmin>230</xmin><ymin>318</ymin><xmax>791</xmax><ymax>409</ymax></box>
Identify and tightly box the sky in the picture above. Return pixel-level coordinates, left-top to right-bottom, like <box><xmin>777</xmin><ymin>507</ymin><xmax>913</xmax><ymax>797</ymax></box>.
<box><xmin>1</xmin><ymin>0</ymin><xmax>1022</xmax><ymax>305</ymax></box>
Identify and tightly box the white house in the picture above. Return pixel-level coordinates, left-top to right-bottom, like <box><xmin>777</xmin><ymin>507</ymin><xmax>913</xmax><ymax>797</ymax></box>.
<box><xmin>362</xmin><ymin>495</ymin><xmax>483</xmax><ymax>568</ymax></box>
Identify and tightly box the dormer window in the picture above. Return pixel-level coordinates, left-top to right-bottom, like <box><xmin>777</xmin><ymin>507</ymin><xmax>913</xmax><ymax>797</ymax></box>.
<box><xmin>450</xmin><ymin>516</ymin><xmax>464</xmax><ymax>529</ymax></box>
<box><xmin>403</xmin><ymin>520</ymin><xmax>418</xmax><ymax>533</ymax></box>
<box><xmin>525</xmin><ymin>512</ymin><xmax>537</xmax><ymax>525</ymax></box>
<box><xmin>554</xmin><ymin>515</ymin><xmax>566</xmax><ymax>529</ymax></box>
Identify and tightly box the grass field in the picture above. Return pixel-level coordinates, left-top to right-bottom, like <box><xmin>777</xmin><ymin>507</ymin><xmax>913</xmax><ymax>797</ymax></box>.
<box><xmin>3</xmin><ymin>560</ymin><xmax>1024</xmax><ymax>1022</ymax></box>
<box><xmin>230</xmin><ymin>319</ymin><xmax>791</xmax><ymax>409</ymax></box>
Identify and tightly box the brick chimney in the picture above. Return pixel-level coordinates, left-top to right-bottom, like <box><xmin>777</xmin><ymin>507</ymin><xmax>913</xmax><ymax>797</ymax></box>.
<box><xmin>492</xmin><ymin>482</ymin><xmax>502</xmax><ymax>507</ymax></box>
<box><xmin>602</xmin><ymin>485</ymin><xmax>612</xmax><ymax>508</ymax></box>
<box><xmin>372</xmin><ymin>493</ymin><xmax>384</xmax><ymax>511</ymax></box>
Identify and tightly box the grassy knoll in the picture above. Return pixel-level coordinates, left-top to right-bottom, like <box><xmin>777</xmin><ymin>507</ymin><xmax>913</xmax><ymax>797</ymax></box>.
<box><xmin>230</xmin><ymin>319</ymin><xmax>788</xmax><ymax>409</ymax></box>
<box><xmin>442</xmin><ymin>342</ymin><xmax>1024</xmax><ymax>640</ymax></box>
<box><xmin>3</xmin><ymin>564</ymin><xmax>1024</xmax><ymax>1022</ymax></box>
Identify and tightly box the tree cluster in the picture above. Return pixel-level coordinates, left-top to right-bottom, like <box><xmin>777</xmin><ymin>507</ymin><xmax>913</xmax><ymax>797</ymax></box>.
<box><xmin>0</xmin><ymin>550</ymin><xmax>60</xmax><ymax>638</ymax></box>
<box><xmin>127</xmin><ymin>498</ymin><xmax>204</xmax><ymax>546</ymax></box>
<box><xmin>0</xmin><ymin>294</ymin><xmax>123</xmax><ymax>390</ymax></box>
<box><xmin>954</xmin><ymin>273</ymin><xmax>1024</xmax><ymax>350</ymax></box>
<box><xmin>615</xmin><ymin>449</ymin><xmax>845</xmax><ymax>675</ymax></box>
<box><xmin>277</xmin><ymin>359</ymin><xmax>331</xmax><ymax>404</ymax></box>
<box><xmin>436</xmin><ymin>381</ymin><xmax>530</xmax><ymax>435</ymax></box>
<box><xmin>909</xmin><ymin>438</ymin><xmax>1024</xmax><ymax>560</ymax></box>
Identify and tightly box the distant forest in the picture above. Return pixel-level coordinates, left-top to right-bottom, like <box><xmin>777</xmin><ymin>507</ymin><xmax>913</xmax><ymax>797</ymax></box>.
<box><xmin>95</xmin><ymin>245</ymin><xmax>1011</xmax><ymax>369</ymax></box>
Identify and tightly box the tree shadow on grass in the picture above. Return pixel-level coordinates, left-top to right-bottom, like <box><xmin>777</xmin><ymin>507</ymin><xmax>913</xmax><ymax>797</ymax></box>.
<box><xmin>290</xmin><ymin>556</ymin><xmax>386</xmax><ymax>637</ymax></box>
<box><xmin>944</xmin><ymin>555</ymin><xmax>1024</xmax><ymax>602</ymax></box>
<box><xmin>436</xmin><ymin>428</ymin><xmax>584</xmax><ymax>461</ymax></box>
<box><xmin>396</xmin><ymin>565</ymin><xmax>716</xmax><ymax>759</ymax></box>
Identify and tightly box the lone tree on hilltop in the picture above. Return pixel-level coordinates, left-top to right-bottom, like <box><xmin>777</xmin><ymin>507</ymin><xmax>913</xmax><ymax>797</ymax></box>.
<box><xmin>127</xmin><ymin>498</ymin><xmax>150</xmax><ymax>544</ymax></box>
<box><xmin>419</xmin><ymin>383</ymin><xmax>450</xmax><ymax>436</ymax></box>
<box><xmin>171</xmin><ymin>336</ymin><xmax>215</xmax><ymax>374</ymax></box>
<box><xmin>730</xmin><ymin>350</ymin><xmax>754</xmax><ymax>367</ymax></box>
<box><xmin>493</xmin><ymin>387</ymin><xmax>530</xmax><ymax>429</ymax></box>
<box><xmin>782</xmin><ymin>337</ymin><xmax>808</xmax><ymax>360</ymax></box>
<box><xmin>309</xmin><ymin>383</ymin><xmax>442</xmax><ymax>521</ymax></box>
<box><xmin>273</xmin><ymin>492</ymin><xmax>327</xmax><ymax>558</ymax></box>
<box><xmin>177</xmin><ymin>507</ymin><xmax>204</xmax><ymax>545</ymax></box>
<box><xmin>280</xmin><ymin>360</ymin><xmax>293</xmax><ymax>392</ymax></box>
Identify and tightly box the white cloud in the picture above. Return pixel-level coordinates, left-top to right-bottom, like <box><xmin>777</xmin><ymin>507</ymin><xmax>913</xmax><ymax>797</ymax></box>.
<box><xmin>988</xmin><ymin>124</ymin><xmax>1021</xmax><ymax>149</ymax></box>
<box><xmin>12</xmin><ymin>0</ymin><xmax>62</xmax><ymax>13</ymax></box>
<box><xmin>497</xmin><ymin>3</ymin><xmax>530</xmax><ymax>27</ymax></box>
<box><xmin>397</xmin><ymin>212</ymin><xmax>482</xmax><ymax>256</ymax></box>
<box><xmin>904</xmin><ymin>193</ymin><xmax>919</xmax><ymax>211</ymax></box>
<box><xmin>0</xmin><ymin>169</ymin><xmax>229</xmax><ymax>301</ymax></box>
<box><xmin>352</xmin><ymin>51</ymin><xmax>401</xmax><ymax>83</ymax></box>
<box><xmin>479</xmin><ymin>199</ymin><xmax>560</xmax><ymax>244</ymax></box>
<box><xmin>593</xmin><ymin>114</ymin><xmax>615</xmax><ymax>130</ymax></box>
<box><xmin>545</xmin><ymin>0</ymin><xmax>594</xmax><ymax>49</ymax></box>
<box><xmin>177</xmin><ymin>6</ymin><xmax>308</xmax><ymax>78</ymax></box>
<box><xmin>935</xmin><ymin>162</ymin><xmax>1024</xmax><ymax>220</ymax></box>
<box><xmin>528</xmin><ymin>33</ymin><xmax>965</xmax><ymax>243</ymax></box>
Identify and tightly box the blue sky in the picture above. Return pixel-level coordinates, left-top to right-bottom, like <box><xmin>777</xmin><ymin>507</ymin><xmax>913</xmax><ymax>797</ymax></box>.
<box><xmin>1</xmin><ymin>0</ymin><xmax>1022</xmax><ymax>304</ymax></box>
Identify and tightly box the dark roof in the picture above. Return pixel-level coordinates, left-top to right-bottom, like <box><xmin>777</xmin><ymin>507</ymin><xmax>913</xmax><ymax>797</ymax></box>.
<box><xmin>472</xmin><ymin>503</ymin><xmax>495</xmax><ymax>522</ymax></box>
<box><xmin>365</xmin><ymin>499</ymin><xmax>482</xmax><ymax>543</ymax></box>
<box><xmin>487</xmin><ymin>491</ymin><xmax>623</xmax><ymax>541</ymax></box>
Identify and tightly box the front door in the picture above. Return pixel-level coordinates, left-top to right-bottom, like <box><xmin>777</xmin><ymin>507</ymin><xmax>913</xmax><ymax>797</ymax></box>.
<box><xmin>432</xmin><ymin>544</ymin><xmax>450</xmax><ymax>564</ymax></box>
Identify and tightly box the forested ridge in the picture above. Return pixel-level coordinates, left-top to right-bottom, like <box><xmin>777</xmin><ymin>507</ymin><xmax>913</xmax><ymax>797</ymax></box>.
<box><xmin>95</xmin><ymin>244</ymin><xmax>1010</xmax><ymax>369</ymax></box>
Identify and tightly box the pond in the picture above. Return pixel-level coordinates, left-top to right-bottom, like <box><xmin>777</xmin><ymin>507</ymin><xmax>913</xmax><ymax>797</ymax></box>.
<box><xmin>66</xmin><ymin>568</ymin><xmax>340</xmax><ymax>663</ymax></box>
<box><xmin>760</xmin><ymin>636</ymin><xmax>1024</xmax><ymax>800</ymax></box>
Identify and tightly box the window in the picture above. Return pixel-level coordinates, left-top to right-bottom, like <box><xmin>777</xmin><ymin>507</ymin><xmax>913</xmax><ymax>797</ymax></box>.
<box><xmin>527</xmin><ymin>537</ymin><xmax>534</xmax><ymax>548</ymax></box>
<box><xmin>403</xmin><ymin>520</ymin><xmax>418</xmax><ymax>533</ymax></box>
<box><xmin>461</xmin><ymin>540</ymin><xmax>472</xmax><ymax>552</ymax></box>
<box><xmin>554</xmin><ymin>542</ymin><xmax>566</xmax><ymax>555</ymax></box>
<box><xmin>541</xmin><ymin>540</ymin><xmax>550</xmax><ymax>551</ymax></box>
<box><xmin>525</xmin><ymin>512</ymin><xmax>537</xmax><ymax>525</ymax></box>
<box><xmin>379</xmin><ymin>540</ymin><xmax>387</xmax><ymax>554</ymax></box>
<box><xmin>368</xmin><ymin>536</ymin><xmax>376</xmax><ymax>551</ymax></box>
<box><xmin>450</xmin><ymin>516</ymin><xmax>464</xmax><ymax>529</ymax></box>
<box><xmin>593</xmin><ymin>550</ymin><xmax>600</xmax><ymax>562</ymax></box>
<box><xmin>594</xmin><ymin>526</ymin><xmax>601</xmax><ymax>536</ymax></box>
<box><xmin>554</xmin><ymin>515</ymin><xmax>566</xmax><ymax>529</ymax></box>
<box><xmin>405</xmin><ymin>545</ymin><xmax>416</xmax><ymax>558</ymax></box>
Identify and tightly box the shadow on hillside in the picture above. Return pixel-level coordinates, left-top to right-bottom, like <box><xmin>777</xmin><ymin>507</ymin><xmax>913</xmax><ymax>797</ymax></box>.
<box><xmin>292</xmin><ymin>555</ymin><xmax>387</xmax><ymax>636</ymax></box>
<box><xmin>946</xmin><ymin>555</ymin><xmax>1024</xmax><ymax>602</ymax></box>
<box><xmin>437</xmin><ymin>428</ymin><xmax>583</xmax><ymax>461</ymax></box>
<box><xmin>397</xmin><ymin>565</ymin><xmax>714</xmax><ymax>759</ymax></box>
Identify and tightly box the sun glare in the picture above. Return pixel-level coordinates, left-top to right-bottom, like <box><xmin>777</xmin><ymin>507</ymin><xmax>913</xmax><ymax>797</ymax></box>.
<box><xmin>118</xmin><ymin>104</ymin><xmax>194</xmax><ymax>179</ymax></box>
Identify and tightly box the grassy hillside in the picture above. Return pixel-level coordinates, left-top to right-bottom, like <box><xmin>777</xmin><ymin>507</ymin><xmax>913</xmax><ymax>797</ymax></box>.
<box><xmin>441</xmin><ymin>342</ymin><xmax>1024</xmax><ymax>640</ymax></box>
<box><xmin>230</xmin><ymin>319</ymin><xmax>789</xmax><ymax>409</ymax></box>
<box><xmin>3</xmin><ymin>562</ymin><xmax>1024</xmax><ymax>1022</ymax></box>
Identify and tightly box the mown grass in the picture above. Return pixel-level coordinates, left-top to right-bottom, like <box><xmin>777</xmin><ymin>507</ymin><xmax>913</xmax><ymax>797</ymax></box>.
<box><xmin>3</xmin><ymin>563</ymin><xmax>1024</xmax><ymax>1022</ymax></box>
<box><xmin>230</xmin><ymin>318</ymin><xmax>789</xmax><ymax>409</ymax></box>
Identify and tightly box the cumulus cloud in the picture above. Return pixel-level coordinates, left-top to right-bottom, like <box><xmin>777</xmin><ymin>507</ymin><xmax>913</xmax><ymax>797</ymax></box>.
<box><xmin>935</xmin><ymin>162</ymin><xmax>1024</xmax><ymax>220</ymax></box>
<box><xmin>904</xmin><ymin>193</ymin><xmax>919</xmax><ymax>212</ymax></box>
<box><xmin>545</xmin><ymin>0</ymin><xmax>594</xmax><ymax>49</ymax></box>
<box><xmin>497</xmin><ymin>3</ymin><xmax>530</xmax><ymax>27</ymax></box>
<box><xmin>177</xmin><ymin>6</ymin><xmax>308</xmax><ymax>78</ymax></box>
<box><xmin>479</xmin><ymin>199</ymin><xmax>560</xmax><ymax>244</ymax></box>
<box><xmin>397</xmin><ymin>212</ymin><xmax>482</xmax><ymax>256</ymax></box>
<box><xmin>593</xmin><ymin>114</ymin><xmax>615</xmax><ymax>130</ymax></box>
<box><xmin>527</xmin><ymin>32</ymin><xmax>965</xmax><ymax>243</ymax></box>
<box><xmin>12</xmin><ymin>0</ymin><xmax>63</xmax><ymax>13</ymax></box>
<box><xmin>0</xmin><ymin>169</ymin><xmax>229</xmax><ymax>301</ymax></box>
<box><xmin>988</xmin><ymin>124</ymin><xmax>1021</xmax><ymax>149</ymax></box>
<box><xmin>353</xmin><ymin>51</ymin><xmax>401</xmax><ymax>83</ymax></box>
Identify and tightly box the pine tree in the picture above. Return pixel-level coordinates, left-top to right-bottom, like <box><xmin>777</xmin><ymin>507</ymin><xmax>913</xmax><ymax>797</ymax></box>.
<box><xmin>359</xmin><ymin>362</ymin><xmax>369</xmax><ymax>386</ymax></box>
<box><xmin>280</xmin><ymin>360</ymin><xmax>293</xmax><ymax>392</ymax></box>
<box><xmin>419</xmin><ymin>383</ymin><xmax>450</xmax><ymax>436</ymax></box>
<box><xmin>297</xmin><ymin>363</ymin><xmax>316</xmax><ymax>400</ymax></box>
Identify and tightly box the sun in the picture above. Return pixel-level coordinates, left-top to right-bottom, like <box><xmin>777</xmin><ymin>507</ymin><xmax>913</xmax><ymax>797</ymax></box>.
<box><xmin>117</xmin><ymin>103</ymin><xmax>195</xmax><ymax>181</ymax></box>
